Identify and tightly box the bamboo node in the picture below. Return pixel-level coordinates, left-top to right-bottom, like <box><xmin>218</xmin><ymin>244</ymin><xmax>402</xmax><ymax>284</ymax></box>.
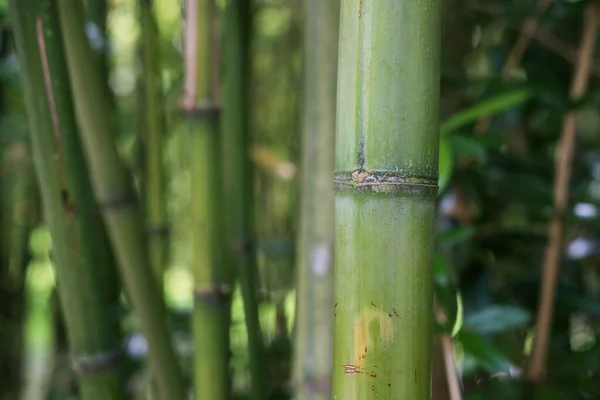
<box><xmin>183</xmin><ymin>102</ymin><xmax>221</xmax><ymax>120</ymax></box>
<box><xmin>194</xmin><ymin>283</ymin><xmax>232</xmax><ymax>304</ymax></box>
<box><xmin>98</xmin><ymin>191</ymin><xmax>137</xmax><ymax>211</ymax></box>
<box><xmin>147</xmin><ymin>222</ymin><xmax>171</xmax><ymax>236</ymax></box>
<box><xmin>71</xmin><ymin>351</ymin><xmax>121</xmax><ymax>375</ymax></box>
<box><xmin>334</xmin><ymin>170</ymin><xmax>438</xmax><ymax>194</ymax></box>
<box><xmin>232</xmin><ymin>236</ymin><xmax>253</xmax><ymax>253</ymax></box>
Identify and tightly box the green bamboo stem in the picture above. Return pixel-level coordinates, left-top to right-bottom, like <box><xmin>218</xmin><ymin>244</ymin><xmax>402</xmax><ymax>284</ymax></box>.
<box><xmin>222</xmin><ymin>1</ymin><xmax>266</xmax><ymax>398</ymax></box>
<box><xmin>139</xmin><ymin>0</ymin><xmax>168</xmax><ymax>286</ymax></box>
<box><xmin>292</xmin><ymin>0</ymin><xmax>339</xmax><ymax>398</ymax></box>
<box><xmin>53</xmin><ymin>1</ymin><xmax>186</xmax><ymax>399</ymax></box>
<box><xmin>332</xmin><ymin>1</ymin><xmax>441</xmax><ymax>399</ymax></box>
<box><xmin>185</xmin><ymin>0</ymin><xmax>232</xmax><ymax>398</ymax></box>
<box><xmin>9</xmin><ymin>1</ymin><xmax>126</xmax><ymax>399</ymax></box>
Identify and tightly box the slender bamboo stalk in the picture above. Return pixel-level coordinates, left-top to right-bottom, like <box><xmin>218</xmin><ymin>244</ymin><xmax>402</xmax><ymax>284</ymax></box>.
<box><xmin>184</xmin><ymin>0</ymin><xmax>232</xmax><ymax>398</ymax></box>
<box><xmin>221</xmin><ymin>1</ymin><xmax>266</xmax><ymax>398</ymax></box>
<box><xmin>526</xmin><ymin>3</ymin><xmax>599</xmax><ymax>382</ymax></box>
<box><xmin>139</xmin><ymin>0</ymin><xmax>169</xmax><ymax>286</ymax></box>
<box><xmin>9</xmin><ymin>1</ymin><xmax>126</xmax><ymax>399</ymax></box>
<box><xmin>332</xmin><ymin>0</ymin><xmax>441</xmax><ymax>398</ymax></box>
<box><xmin>291</xmin><ymin>0</ymin><xmax>339</xmax><ymax>398</ymax></box>
<box><xmin>0</xmin><ymin>144</ymin><xmax>36</xmax><ymax>400</ymax></box>
<box><xmin>53</xmin><ymin>1</ymin><xmax>186</xmax><ymax>398</ymax></box>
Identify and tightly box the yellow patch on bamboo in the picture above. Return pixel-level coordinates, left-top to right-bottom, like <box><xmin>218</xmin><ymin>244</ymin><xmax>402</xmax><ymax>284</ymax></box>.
<box><xmin>353</xmin><ymin>305</ymin><xmax>393</xmax><ymax>368</ymax></box>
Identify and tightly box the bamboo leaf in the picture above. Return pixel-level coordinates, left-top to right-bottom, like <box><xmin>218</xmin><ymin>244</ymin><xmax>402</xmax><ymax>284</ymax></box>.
<box><xmin>464</xmin><ymin>306</ymin><xmax>531</xmax><ymax>335</ymax></box>
<box><xmin>436</xmin><ymin>226</ymin><xmax>475</xmax><ymax>246</ymax></box>
<box><xmin>440</xmin><ymin>89</ymin><xmax>531</xmax><ymax>135</ymax></box>
<box><xmin>438</xmin><ymin>137</ymin><xmax>453</xmax><ymax>194</ymax></box>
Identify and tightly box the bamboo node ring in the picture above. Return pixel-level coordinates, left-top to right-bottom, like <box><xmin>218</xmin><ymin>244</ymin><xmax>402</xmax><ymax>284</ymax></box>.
<box><xmin>194</xmin><ymin>283</ymin><xmax>232</xmax><ymax>304</ymax></box>
<box><xmin>71</xmin><ymin>351</ymin><xmax>121</xmax><ymax>375</ymax></box>
<box><xmin>184</xmin><ymin>102</ymin><xmax>221</xmax><ymax>120</ymax></box>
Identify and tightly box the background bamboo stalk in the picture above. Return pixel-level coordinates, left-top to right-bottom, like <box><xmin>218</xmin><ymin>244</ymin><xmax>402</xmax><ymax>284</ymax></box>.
<box><xmin>222</xmin><ymin>0</ymin><xmax>266</xmax><ymax>398</ymax></box>
<box><xmin>53</xmin><ymin>1</ymin><xmax>186</xmax><ymax>398</ymax></box>
<box><xmin>526</xmin><ymin>3</ymin><xmax>600</xmax><ymax>382</ymax></box>
<box><xmin>139</xmin><ymin>0</ymin><xmax>169</xmax><ymax>286</ymax></box>
<box><xmin>184</xmin><ymin>0</ymin><xmax>232</xmax><ymax>398</ymax></box>
<box><xmin>332</xmin><ymin>0</ymin><xmax>441</xmax><ymax>398</ymax></box>
<box><xmin>9</xmin><ymin>1</ymin><xmax>126</xmax><ymax>399</ymax></box>
<box><xmin>292</xmin><ymin>0</ymin><xmax>339</xmax><ymax>398</ymax></box>
<box><xmin>0</xmin><ymin>144</ymin><xmax>37</xmax><ymax>400</ymax></box>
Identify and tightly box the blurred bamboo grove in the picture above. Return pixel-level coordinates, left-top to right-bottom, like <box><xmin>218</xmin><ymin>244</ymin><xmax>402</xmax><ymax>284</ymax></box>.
<box><xmin>2</xmin><ymin>0</ymin><xmax>600</xmax><ymax>399</ymax></box>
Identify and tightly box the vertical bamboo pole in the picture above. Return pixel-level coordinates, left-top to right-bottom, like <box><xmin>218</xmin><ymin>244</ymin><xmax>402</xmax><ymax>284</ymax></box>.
<box><xmin>332</xmin><ymin>0</ymin><xmax>441</xmax><ymax>398</ymax></box>
<box><xmin>184</xmin><ymin>0</ymin><xmax>232</xmax><ymax>398</ymax></box>
<box><xmin>292</xmin><ymin>0</ymin><xmax>339</xmax><ymax>399</ymax></box>
<box><xmin>9</xmin><ymin>1</ymin><xmax>126</xmax><ymax>399</ymax></box>
<box><xmin>139</xmin><ymin>0</ymin><xmax>169</xmax><ymax>286</ymax></box>
<box><xmin>54</xmin><ymin>1</ymin><xmax>186</xmax><ymax>398</ymax></box>
<box><xmin>221</xmin><ymin>1</ymin><xmax>266</xmax><ymax>398</ymax></box>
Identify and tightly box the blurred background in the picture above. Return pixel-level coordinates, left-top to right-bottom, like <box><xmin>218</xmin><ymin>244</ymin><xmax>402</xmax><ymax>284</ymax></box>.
<box><xmin>2</xmin><ymin>0</ymin><xmax>600</xmax><ymax>399</ymax></box>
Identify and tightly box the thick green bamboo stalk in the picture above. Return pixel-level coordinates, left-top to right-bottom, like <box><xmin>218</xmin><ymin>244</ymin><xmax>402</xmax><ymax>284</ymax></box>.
<box><xmin>222</xmin><ymin>1</ymin><xmax>266</xmax><ymax>398</ymax></box>
<box><xmin>9</xmin><ymin>1</ymin><xmax>126</xmax><ymax>399</ymax></box>
<box><xmin>53</xmin><ymin>1</ymin><xmax>186</xmax><ymax>399</ymax></box>
<box><xmin>139</xmin><ymin>0</ymin><xmax>168</xmax><ymax>286</ymax></box>
<box><xmin>185</xmin><ymin>0</ymin><xmax>232</xmax><ymax>398</ymax></box>
<box><xmin>332</xmin><ymin>1</ymin><xmax>441</xmax><ymax>399</ymax></box>
<box><xmin>292</xmin><ymin>0</ymin><xmax>339</xmax><ymax>398</ymax></box>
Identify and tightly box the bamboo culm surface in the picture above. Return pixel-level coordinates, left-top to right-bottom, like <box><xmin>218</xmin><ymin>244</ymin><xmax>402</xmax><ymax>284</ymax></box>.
<box><xmin>333</xmin><ymin>0</ymin><xmax>441</xmax><ymax>398</ymax></box>
<box><xmin>292</xmin><ymin>0</ymin><xmax>339</xmax><ymax>399</ymax></box>
<box><xmin>9</xmin><ymin>1</ymin><xmax>126</xmax><ymax>399</ymax></box>
<box><xmin>55</xmin><ymin>1</ymin><xmax>186</xmax><ymax>398</ymax></box>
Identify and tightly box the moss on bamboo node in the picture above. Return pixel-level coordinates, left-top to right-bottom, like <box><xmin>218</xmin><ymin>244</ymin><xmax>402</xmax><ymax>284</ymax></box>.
<box><xmin>334</xmin><ymin>170</ymin><xmax>438</xmax><ymax>195</ymax></box>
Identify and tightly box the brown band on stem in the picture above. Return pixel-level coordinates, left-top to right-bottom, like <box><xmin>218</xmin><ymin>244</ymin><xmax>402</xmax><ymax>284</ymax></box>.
<box><xmin>194</xmin><ymin>283</ymin><xmax>232</xmax><ymax>305</ymax></box>
<box><xmin>97</xmin><ymin>191</ymin><xmax>137</xmax><ymax>211</ymax></box>
<box><xmin>147</xmin><ymin>222</ymin><xmax>171</xmax><ymax>236</ymax></box>
<box><xmin>71</xmin><ymin>351</ymin><xmax>121</xmax><ymax>375</ymax></box>
<box><xmin>232</xmin><ymin>236</ymin><xmax>253</xmax><ymax>253</ymax></box>
<box><xmin>184</xmin><ymin>103</ymin><xmax>221</xmax><ymax>120</ymax></box>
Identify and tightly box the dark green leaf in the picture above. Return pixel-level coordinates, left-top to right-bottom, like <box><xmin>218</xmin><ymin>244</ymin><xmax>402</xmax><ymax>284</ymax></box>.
<box><xmin>464</xmin><ymin>306</ymin><xmax>531</xmax><ymax>334</ymax></box>
<box><xmin>438</xmin><ymin>137</ymin><xmax>453</xmax><ymax>195</ymax></box>
<box><xmin>458</xmin><ymin>330</ymin><xmax>510</xmax><ymax>373</ymax></box>
<box><xmin>436</xmin><ymin>226</ymin><xmax>475</xmax><ymax>246</ymax></box>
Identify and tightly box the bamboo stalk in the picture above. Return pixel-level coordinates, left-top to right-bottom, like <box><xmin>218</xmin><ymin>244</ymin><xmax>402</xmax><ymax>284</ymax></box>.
<box><xmin>9</xmin><ymin>1</ymin><xmax>126</xmax><ymax>399</ymax></box>
<box><xmin>52</xmin><ymin>1</ymin><xmax>186</xmax><ymax>398</ymax></box>
<box><xmin>292</xmin><ymin>0</ymin><xmax>339</xmax><ymax>398</ymax></box>
<box><xmin>0</xmin><ymin>143</ymin><xmax>37</xmax><ymax>400</ymax></box>
<box><xmin>184</xmin><ymin>0</ymin><xmax>232</xmax><ymax>398</ymax></box>
<box><xmin>139</xmin><ymin>0</ymin><xmax>169</xmax><ymax>286</ymax></box>
<box><xmin>526</xmin><ymin>3</ymin><xmax>600</xmax><ymax>382</ymax></box>
<box><xmin>332</xmin><ymin>0</ymin><xmax>441</xmax><ymax>398</ymax></box>
<box><xmin>221</xmin><ymin>1</ymin><xmax>266</xmax><ymax>398</ymax></box>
